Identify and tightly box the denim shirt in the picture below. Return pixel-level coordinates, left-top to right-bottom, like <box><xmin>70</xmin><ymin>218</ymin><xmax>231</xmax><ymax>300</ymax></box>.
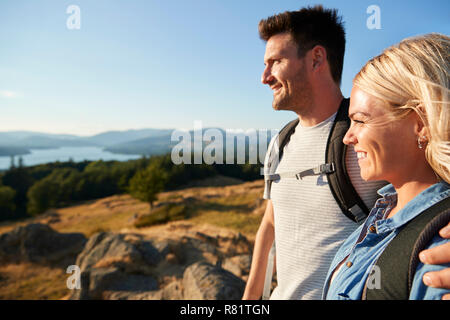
<box><xmin>322</xmin><ymin>181</ymin><xmax>450</xmax><ymax>300</ymax></box>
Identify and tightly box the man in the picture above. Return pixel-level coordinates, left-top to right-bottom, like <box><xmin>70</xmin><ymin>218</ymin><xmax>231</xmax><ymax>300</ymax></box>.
<box><xmin>243</xmin><ymin>6</ymin><xmax>450</xmax><ymax>300</ymax></box>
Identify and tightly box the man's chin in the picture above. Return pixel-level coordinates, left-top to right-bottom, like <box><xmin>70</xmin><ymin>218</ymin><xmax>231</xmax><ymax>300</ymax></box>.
<box><xmin>272</xmin><ymin>102</ymin><xmax>290</xmax><ymax>111</ymax></box>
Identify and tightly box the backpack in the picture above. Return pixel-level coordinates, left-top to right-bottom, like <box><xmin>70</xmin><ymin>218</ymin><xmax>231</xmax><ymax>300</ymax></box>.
<box><xmin>362</xmin><ymin>196</ymin><xmax>450</xmax><ymax>300</ymax></box>
<box><xmin>262</xmin><ymin>98</ymin><xmax>371</xmax><ymax>299</ymax></box>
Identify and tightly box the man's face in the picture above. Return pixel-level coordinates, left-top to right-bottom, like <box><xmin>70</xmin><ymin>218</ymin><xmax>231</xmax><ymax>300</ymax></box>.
<box><xmin>262</xmin><ymin>33</ymin><xmax>312</xmax><ymax>112</ymax></box>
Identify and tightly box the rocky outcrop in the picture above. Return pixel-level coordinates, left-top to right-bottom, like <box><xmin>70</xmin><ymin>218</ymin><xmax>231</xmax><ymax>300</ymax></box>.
<box><xmin>69</xmin><ymin>232</ymin><xmax>163</xmax><ymax>300</ymax></box>
<box><xmin>0</xmin><ymin>221</ymin><xmax>253</xmax><ymax>300</ymax></box>
<box><xmin>222</xmin><ymin>254</ymin><xmax>252</xmax><ymax>278</ymax></box>
<box><xmin>0</xmin><ymin>223</ymin><xmax>86</xmax><ymax>267</ymax></box>
<box><xmin>182</xmin><ymin>261</ymin><xmax>245</xmax><ymax>300</ymax></box>
<box><xmin>68</xmin><ymin>225</ymin><xmax>252</xmax><ymax>300</ymax></box>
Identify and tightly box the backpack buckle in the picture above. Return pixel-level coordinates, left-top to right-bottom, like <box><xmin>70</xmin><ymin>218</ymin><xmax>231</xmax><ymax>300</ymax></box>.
<box><xmin>295</xmin><ymin>163</ymin><xmax>335</xmax><ymax>180</ymax></box>
<box><xmin>318</xmin><ymin>163</ymin><xmax>335</xmax><ymax>174</ymax></box>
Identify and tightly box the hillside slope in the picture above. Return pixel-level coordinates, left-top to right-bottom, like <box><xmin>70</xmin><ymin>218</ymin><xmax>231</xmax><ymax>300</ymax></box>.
<box><xmin>0</xmin><ymin>179</ymin><xmax>266</xmax><ymax>299</ymax></box>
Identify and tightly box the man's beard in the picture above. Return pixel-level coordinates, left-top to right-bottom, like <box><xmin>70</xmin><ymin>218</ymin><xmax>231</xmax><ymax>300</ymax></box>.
<box><xmin>272</xmin><ymin>81</ymin><xmax>313</xmax><ymax>112</ymax></box>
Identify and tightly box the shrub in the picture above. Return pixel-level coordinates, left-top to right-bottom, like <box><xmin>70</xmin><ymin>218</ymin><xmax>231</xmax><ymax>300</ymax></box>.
<box><xmin>0</xmin><ymin>185</ymin><xmax>16</xmax><ymax>220</ymax></box>
<box><xmin>128</xmin><ymin>162</ymin><xmax>168</xmax><ymax>209</ymax></box>
<box><xmin>134</xmin><ymin>204</ymin><xmax>187</xmax><ymax>228</ymax></box>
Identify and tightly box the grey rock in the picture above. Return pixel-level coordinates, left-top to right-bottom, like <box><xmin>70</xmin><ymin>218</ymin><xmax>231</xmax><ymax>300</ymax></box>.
<box><xmin>75</xmin><ymin>232</ymin><xmax>162</xmax><ymax>272</ymax></box>
<box><xmin>0</xmin><ymin>223</ymin><xmax>86</xmax><ymax>267</ymax></box>
<box><xmin>182</xmin><ymin>261</ymin><xmax>245</xmax><ymax>300</ymax></box>
<box><xmin>70</xmin><ymin>230</ymin><xmax>251</xmax><ymax>300</ymax></box>
<box><xmin>88</xmin><ymin>267</ymin><xmax>158</xmax><ymax>299</ymax></box>
<box><xmin>153</xmin><ymin>240</ymin><xmax>170</xmax><ymax>258</ymax></box>
<box><xmin>161</xmin><ymin>280</ymin><xmax>184</xmax><ymax>300</ymax></box>
<box><xmin>105</xmin><ymin>290</ymin><xmax>162</xmax><ymax>300</ymax></box>
<box><xmin>222</xmin><ymin>254</ymin><xmax>251</xmax><ymax>278</ymax></box>
<box><xmin>71</xmin><ymin>232</ymin><xmax>162</xmax><ymax>299</ymax></box>
<box><xmin>137</xmin><ymin>240</ymin><xmax>164</xmax><ymax>266</ymax></box>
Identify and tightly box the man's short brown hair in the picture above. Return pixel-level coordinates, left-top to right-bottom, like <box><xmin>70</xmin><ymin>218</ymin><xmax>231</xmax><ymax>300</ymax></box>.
<box><xmin>259</xmin><ymin>5</ymin><xmax>346</xmax><ymax>85</ymax></box>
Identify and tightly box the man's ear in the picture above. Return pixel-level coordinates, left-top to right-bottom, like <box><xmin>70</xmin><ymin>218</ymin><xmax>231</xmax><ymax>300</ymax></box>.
<box><xmin>310</xmin><ymin>45</ymin><xmax>327</xmax><ymax>70</ymax></box>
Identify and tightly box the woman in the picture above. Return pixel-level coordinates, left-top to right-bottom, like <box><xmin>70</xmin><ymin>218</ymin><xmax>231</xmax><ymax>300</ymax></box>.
<box><xmin>323</xmin><ymin>33</ymin><xmax>450</xmax><ymax>300</ymax></box>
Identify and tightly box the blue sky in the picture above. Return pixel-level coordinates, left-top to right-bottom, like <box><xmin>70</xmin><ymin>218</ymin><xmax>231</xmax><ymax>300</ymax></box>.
<box><xmin>0</xmin><ymin>0</ymin><xmax>449</xmax><ymax>136</ymax></box>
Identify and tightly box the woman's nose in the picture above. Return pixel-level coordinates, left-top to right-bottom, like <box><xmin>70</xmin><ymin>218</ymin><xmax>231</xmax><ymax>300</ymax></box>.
<box><xmin>343</xmin><ymin>128</ymin><xmax>357</xmax><ymax>146</ymax></box>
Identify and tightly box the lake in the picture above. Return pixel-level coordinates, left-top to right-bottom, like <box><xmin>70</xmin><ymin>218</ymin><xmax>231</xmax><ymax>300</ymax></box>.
<box><xmin>0</xmin><ymin>146</ymin><xmax>142</xmax><ymax>170</ymax></box>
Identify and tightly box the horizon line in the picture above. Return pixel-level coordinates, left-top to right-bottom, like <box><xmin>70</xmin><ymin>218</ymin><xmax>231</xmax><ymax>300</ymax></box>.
<box><xmin>0</xmin><ymin>126</ymin><xmax>283</xmax><ymax>137</ymax></box>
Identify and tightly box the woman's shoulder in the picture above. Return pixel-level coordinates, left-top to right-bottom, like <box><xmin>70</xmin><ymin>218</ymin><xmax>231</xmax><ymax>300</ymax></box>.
<box><xmin>410</xmin><ymin>235</ymin><xmax>450</xmax><ymax>300</ymax></box>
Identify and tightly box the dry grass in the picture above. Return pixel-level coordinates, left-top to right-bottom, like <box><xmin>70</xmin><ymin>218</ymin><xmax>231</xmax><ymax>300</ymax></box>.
<box><xmin>0</xmin><ymin>263</ymin><xmax>69</xmax><ymax>300</ymax></box>
<box><xmin>0</xmin><ymin>178</ymin><xmax>265</xmax><ymax>300</ymax></box>
<box><xmin>134</xmin><ymin>203</ymin><xmax>187</xmax><ymax>228</ymax></box>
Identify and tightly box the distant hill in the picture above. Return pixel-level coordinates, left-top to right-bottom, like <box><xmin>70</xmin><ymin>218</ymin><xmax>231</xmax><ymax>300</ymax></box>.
<box><xmin>0</xmin><ymin>131</ymin><xmax>81</xmax><ymax>142</ymax></box>
<box><xmin>81</xmin><ymin>129</ymin><xmax>173</xmax><ymax>146</ymax></box>
<box><xmin>0</xmin><ymin>146</ymin><xmax>30</xmax><ymax>157</ymax></box>
<box><xmin>12</xmin><ymin>136</ymin><xmax>99</xmax><ymax>149</ymax></box>
<box><xmin>104</xmin><ymin>128</ymin><xmax>273</xmax><ymax>156</ymax></box>
<box><xmin>0</xmin><ymin>129</ymin><xmax>174</xmax><ymax>156</ymax></box>
<box><xmin>0</xmin><ymin>128</ymin><xmax>274</xmax><ymax>158</ymax></box>
<box><xmin>104</xmin><ymin>134</ymin><xmax>174</xmax><ymax>155</ymax></box>
<box><xmin>0</xmin><ymin>131</ymin><xmax>95</xmax><ymax>150</ymax></box>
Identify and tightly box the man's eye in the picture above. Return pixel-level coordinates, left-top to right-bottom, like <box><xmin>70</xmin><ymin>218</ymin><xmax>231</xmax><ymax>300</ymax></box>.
<box><xmin>352</xmin><ymin>119</ymin><xmax>364</xmax><ymax>125</ymax></box>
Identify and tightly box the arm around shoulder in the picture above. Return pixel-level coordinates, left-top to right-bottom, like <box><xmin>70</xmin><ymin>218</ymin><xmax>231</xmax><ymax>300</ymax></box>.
<box><xmin>410</xmin><ymin>235</ymin><xmax>450</xmax><ymax>300</ymax></box>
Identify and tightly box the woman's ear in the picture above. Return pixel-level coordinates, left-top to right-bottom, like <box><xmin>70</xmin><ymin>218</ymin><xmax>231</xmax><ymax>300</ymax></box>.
<box><xmin>412</xmin><ymin>105</ymin><xmax>429</xmax><ymax>137</ymax></box>
<box><xmin>413</xmin><ymin>111</ymin><xmax>429</xmax><ymax>140</ymax></box>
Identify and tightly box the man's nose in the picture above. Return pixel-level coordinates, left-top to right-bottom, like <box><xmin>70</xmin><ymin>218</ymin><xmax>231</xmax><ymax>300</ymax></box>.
<box><xmin>261</xmin><ymin>65</ymin><xmax>274</xmax><ymax>85</ymax></box>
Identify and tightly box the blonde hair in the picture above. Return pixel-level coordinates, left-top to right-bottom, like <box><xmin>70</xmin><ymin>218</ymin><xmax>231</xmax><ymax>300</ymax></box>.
<box><xmin>354</xmin><ymin>33</ymin><xmax>450</xmax><ymax>183</ymax></box>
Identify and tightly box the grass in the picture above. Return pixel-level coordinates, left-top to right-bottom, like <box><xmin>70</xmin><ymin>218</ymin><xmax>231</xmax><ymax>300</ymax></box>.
<box><xmin>134</xmin><ymin>184</ymin><xmax>264</xmax><ymax>235</ymax></box>
<box><xmin>0</xmin><ymin>263</ymin><xmax>69</xmax><ymax>300</ymax></box>
<box><xmin>189</xmin><ymin>208</ymin><xmax>262</xmax><ymax>235</ymax></box>
<box><xmin>134</xmin><ymin>204</ymin><xmax>187</xmax><ymax>228</ymax></box>
<box><xmin>184</xmin><ymin>192</ymin><xmax>263</xmax><ymax>236</ymax></box>
<box><xmin>58</xmin><ymin>209</ymin><xmax>138</xmax><ymax>237</ymax></box>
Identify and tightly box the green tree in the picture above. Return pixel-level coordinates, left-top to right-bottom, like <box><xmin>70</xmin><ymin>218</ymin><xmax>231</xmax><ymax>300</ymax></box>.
<box><xmin>18</xmin><ymin>156</ymin><xmax>24</xmax><ymax>168</ymax></box>
<box><xmin>129</xmin><ymin>163</ymin><xmax>168</xmax><ymax>210</ymax></box>
<box><xmin>2</xmin><ymin>166</ymin><xmax>35</xmax><ymax>217</ymax></box>
<box><xmin>0</xmin><ymin>185</ymin><xmax>16</xmax><ymax>220</ymax></box>
<box><xmin>26</xmin><ymin>178</ymin><xmax>60</xmax><ymax>215</ymax></box>
<box><xmin>26</xmin><ymin>167</ymin><xmax>81</xmax><ymax>215</ymax></box>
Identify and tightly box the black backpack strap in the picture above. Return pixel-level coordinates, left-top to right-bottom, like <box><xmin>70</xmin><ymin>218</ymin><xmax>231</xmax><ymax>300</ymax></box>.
<box><xmin>277</xmin><ymin>119</ymin><xmax>299</xmax><ymax>161</ymax></box>
<box><xmin>364</xmin><ymin>196</ymin><xmax>450</xmax><ymax>300</ymax></box>
<box><xmin>325</xmin><ymin>98</ymin><xmax>370</xmax><ymax>223</ymax></box>
<box><xmin>265</xmin><ymin>118</ymin><xmax>298</xmax><ymax>175</ymax></box>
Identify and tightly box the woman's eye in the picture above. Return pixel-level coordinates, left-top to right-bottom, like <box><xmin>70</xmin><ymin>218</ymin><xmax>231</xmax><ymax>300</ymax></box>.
<box><xmin>352</xmin><ymin>119</ymin><xmax>365</xmax><ymax>125</ymax></box>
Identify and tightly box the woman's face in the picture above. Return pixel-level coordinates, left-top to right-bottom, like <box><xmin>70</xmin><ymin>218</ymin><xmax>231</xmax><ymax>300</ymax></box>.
<box><xmin>343</xmin><ymin>87</ymin><xmax>420</xmax><ymax>182</ymax></box>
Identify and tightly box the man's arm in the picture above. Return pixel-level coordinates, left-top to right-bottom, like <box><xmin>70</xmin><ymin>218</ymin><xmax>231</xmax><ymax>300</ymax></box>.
<box><xmin>419</xmin><ymin>222</ymin><xmax>450</xmax><ymax>300</ymax></box>
<box><xmin>242</xmin><ymin>199</ymin><xmax>275</xmax><ymax>300</ymax></box>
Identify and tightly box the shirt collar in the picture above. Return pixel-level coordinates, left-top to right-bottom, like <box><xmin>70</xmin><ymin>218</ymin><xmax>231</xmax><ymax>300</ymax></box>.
<box><xmin>374</xmin><ymin>181</ymin><xmax>450</xmax><ymax>233</ymax></box>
